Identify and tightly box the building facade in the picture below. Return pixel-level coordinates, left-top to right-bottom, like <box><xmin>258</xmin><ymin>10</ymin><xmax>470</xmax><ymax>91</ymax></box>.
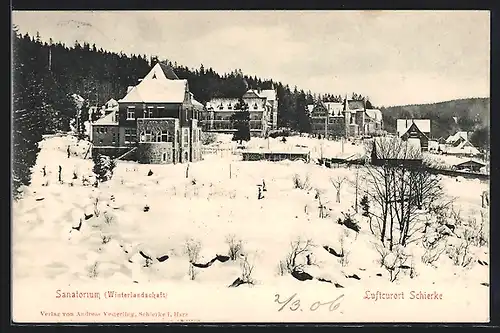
<box><xmin>200</xmin><ymin>88</ymin><xmax>278</xmax><ymax>137</ymax></box>
<box><xmin>396</xmin><ymin>119</ymin><xmax>431</xmax><ymax>151</ymax></box>
<box><xmin>91</xmin><ymin>62</ymin><xmax>203</xmax><ymax>164</ymax></box>
<box><xmin>309</xmin><ymin>98</ymin><xmax>383</xmax><ymax>138</ymax></box>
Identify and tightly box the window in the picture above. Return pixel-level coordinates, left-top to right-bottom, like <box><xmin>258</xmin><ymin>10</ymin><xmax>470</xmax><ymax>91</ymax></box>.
<box><xmin>112</xmin><ymin>132</ymin><xmax>117</xmax><ymax>144</ymax></box>
<box><xmin>127</xmin><ymin>107</ymin><xmax>135</xmax><ymax>120</ymax></box>
<box><xmin>144</xmin><ymin>107</ymin><xmax>154</xmax><ymax>118</ymax></box>
<box><xmin>183</xmin><ymin>129</ymin><xmax>189</xmax><ymax>144</ymax></box>
<box><xmin>140</xmin><ymin>130</ymin><xmax>153</xmax><ymax>142</ymax></box>
<box><xmin>157</xmin><ymin>106</ymin><xmax>164</xmax><ymax>117</ymax></box>
<box><xmin>162</xmin><ymin>152</ymin><xmax>167</xmax><ymax>162</ymax></box>
<box><xmin>124</xmin><ymin>128</ymin><xmax>136</xmax><ymax>144</ymax></box>
<box><xmin>160</xmin><ymin>131</ymin><xmax>169</xmax><ymax>142</ymax></box>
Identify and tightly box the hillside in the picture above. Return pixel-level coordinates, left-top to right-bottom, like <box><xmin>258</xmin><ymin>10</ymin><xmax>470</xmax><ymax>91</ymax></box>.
<box><xmin>381</xmin><ymin>98</ymin><xmax>490</xmax><ymax>140</ymax></box>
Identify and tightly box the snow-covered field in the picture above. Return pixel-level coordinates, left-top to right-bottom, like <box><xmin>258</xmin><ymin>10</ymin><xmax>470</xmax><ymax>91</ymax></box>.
<box><xmin>12</xmin><ymin>134</ymin><xmax>490</xmax><ymax>322</ymax></box>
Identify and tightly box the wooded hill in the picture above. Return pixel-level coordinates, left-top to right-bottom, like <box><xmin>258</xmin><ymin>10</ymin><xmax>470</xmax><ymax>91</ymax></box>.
<box><xmin>381</xmin><ymin>97</ymin><xmax>490</xmax><ymax>148</ymax></box>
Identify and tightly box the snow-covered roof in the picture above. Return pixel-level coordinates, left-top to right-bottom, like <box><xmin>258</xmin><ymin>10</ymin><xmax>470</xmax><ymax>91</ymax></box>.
<box><xmin>345</xmin><ymin>99</ymin><xmax>365</xmax><ymax>110</ymax></box>
<box><xmin>397</xmin><ymin>119</ymin><xmax>431</xmax><ymax>136</ymax></box>
<box><xmin>143</xmin><ymin>62</ymin><xmax>179</xmax><ymax>81</ymax></box>
<box><xmin>446</xmin><ymin>131</ymin><xmax>468</xmax><ymax>144</ymax></box>
<box><xmin>106</xmin><ymin>98</ymin><xmax>118</xmax><ymax>107</ymax></box>
<box><xmin>365</xmin><ymin>109</ymin><xmax>383</xmax><ymax>122</ymax></box>
<box><xmin>92</xmin><ymin>110</ymin><xmax>118</xmax><ymax>125</ymax></box>
<box><xmin>119</xmin><ymin>77</ymin><xmax>188</xmax><ymax>103</ymax></box>
<box><xmin>324</xmin><ymin>102</ymin><xmax>343</xmax><ymax>116</ymax></box>
<box><xmin>243</xmin><ymin>90</ymin><xmax>265</xmax><ymax>99</ymax></box>
<box><xmin>258</xmin><ymin>89</ymin><xmax>277</xmax><ymax>101</ymax></box>
<box><xmin>192</xmin><ymin>98</ymin><xmax>204</xmax><ymax>108</ymax></box>
<box><xmin>446</xmin><ymin>143</ymin><xmax>480</xmax><ymax>155</ymax></box>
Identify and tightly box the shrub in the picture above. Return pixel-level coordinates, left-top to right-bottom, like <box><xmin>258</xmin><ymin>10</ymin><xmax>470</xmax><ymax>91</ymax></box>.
<box><xmin>201</xmin><ymin>132</ymin><xmax>218</xmax><ymax>145</ymax></box>
<box><xmin>338</xmin><ymin>229</ymin><xmax>351</xmax><ymax>267</ymax></box>
<box><xmin>283</xmin><ymin>238</ymin><xmax>314</xmax><ymax>273</ymax></box>
<box><xmin>421</xmin><ymin>232</ymin><xmax>447</xmax><ymax>268</ymax></box>
<box><xmin>226</xmin><ymin>234</ymin><xmax>243</xmax><ymax>260</ymax></box>
<box><xmin>447</xmin><ymin>228</ymin><xmax>475</xmax><ymax>268</ymax></box>
<box><xmin>239</xmin><ymin>253</ymin><xmax>255</xmax><ymax>284</ymax></box>
<box><xmin>92</xmin><ymin>153</ymin><xmax>116</xmax><ymax>182</ymax></box>
<box><xmin>88</xmin><ymin>261</ymin><xmax>99</xmax><ymax>278</ymax></box>
<box><xmin>337</xmin><ymin>211</ymin><xmax>361</xmax><ymax>233</ymax></box>
<box><xmin>185</xmin><ymin>239</ymin><xmax>202</xmax><ymax>280</ymax></box>
<box><xmin>292</xmin><ymin>174</ymin><xmax>311</xmax><ymax>190</ymax></box>
<box><xmin>360</xmin><ymin>195</ymin><xmax>370</xmax><ymax>217</ymax></box>
<box><xmin>93</xmin><ymin>197</ymin><xmax>101</xmax><ymax>217</ymax></box>
<box><xmin>375</xmin><ymin>244</ymin><xmax>411</xmax><ymax>283</ymax></box>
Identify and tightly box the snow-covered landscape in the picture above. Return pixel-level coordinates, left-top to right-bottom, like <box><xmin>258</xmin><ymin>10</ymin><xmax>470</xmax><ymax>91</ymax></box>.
<box><xmin>12</xmin><ymin>134</ymin><xmax>490</xmax><ymax>321</ymax></box>
<box><xmin>11</xmin><ymin>10</ymin><xmax>491</xmax><ymax>324</ymax></box>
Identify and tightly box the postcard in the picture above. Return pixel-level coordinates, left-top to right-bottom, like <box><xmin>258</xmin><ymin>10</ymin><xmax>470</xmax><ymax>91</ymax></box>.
<box><xmin>11</xmin><ymin>10</ymin><xmax>490</xmax><ymax>323</ymax></box>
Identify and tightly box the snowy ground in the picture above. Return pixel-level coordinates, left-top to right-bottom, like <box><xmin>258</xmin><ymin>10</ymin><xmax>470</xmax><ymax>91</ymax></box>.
<box><xmin>12</xmin><ymin>134</ymin><xmax>490</xmax><ymax>322</ymax></box>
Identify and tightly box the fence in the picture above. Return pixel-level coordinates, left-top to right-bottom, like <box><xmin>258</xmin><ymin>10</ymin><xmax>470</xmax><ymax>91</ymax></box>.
<box><xmin>201</xmin><ymin>146</ymin><xmax>238</xmax><ymax>158</ymax></box>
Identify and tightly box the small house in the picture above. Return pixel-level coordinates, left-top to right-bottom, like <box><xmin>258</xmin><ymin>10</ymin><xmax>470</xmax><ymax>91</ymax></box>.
<box><xmin>370</xmin><ymin>136</ymin><xmax>423</xmax><ymax>167</ymax></box>
<box><xmin>397</xmin><ymin>119</ymin><xmax>431</xmax><ymax>151</ymax></box>
<box><xmin>454</xmin><ymin>160</ymin><xmax>485</xmax><ymax>173</ymax></box>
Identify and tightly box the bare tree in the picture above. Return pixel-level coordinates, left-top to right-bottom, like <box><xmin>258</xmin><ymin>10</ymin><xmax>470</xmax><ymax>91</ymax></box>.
<box><xmin>284</xmin><ymin>238</ymin><xmax>315</xmax><ymax>273</ymax></box>
<box><xmin>362</xmin><ymin>137</ymin><xmax>444</xmax><ymax>249</ymax></box>
<box><xmin>330</xmin><ymin>176</ymin><xmax>347</xmax><ymax>203</ymax></box>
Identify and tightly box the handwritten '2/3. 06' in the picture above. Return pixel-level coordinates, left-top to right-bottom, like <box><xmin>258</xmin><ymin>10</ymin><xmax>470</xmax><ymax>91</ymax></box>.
<box><xmin>274</xmin><ymin>293</ymin><xmax>345</xmax><ymax>312</ymax></box>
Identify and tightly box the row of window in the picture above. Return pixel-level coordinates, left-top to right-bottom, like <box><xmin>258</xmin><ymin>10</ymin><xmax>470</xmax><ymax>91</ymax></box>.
<box><xmin>140</xmin><ymin>130</ymin><xmax>175</xmax><ymax>143</ymax></box>
<box><xmin>138</xmin><ymin>128</ymin><xmax>200</xmax><ymax>144</ymax></box>
<box><xmin>95</xmin><ymin>127</ymin><xmax>113</xmax><ymax>134</ymax></box>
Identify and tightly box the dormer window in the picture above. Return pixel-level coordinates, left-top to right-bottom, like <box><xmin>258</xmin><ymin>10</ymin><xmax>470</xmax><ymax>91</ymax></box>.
<box><xmin>254</xmin><ymin>103</ymin><xmax>258</xmax><ymax>109</ymax></box>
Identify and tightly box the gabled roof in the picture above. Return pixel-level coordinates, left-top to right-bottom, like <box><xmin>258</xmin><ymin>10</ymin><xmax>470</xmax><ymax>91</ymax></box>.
<box><xmin>344</xmin><ymin>99</ymin><xmax>365</xmax><ymax>111</ymax></box>
<box><xmin>258</xmin><ymin>89</ymin><xmax>277</xmax><ymax>101</ymax></box>
<box><xmin>365</xmin><ymin>109</ymin><xmax>383</xmax><ymax>122</ymax></box>
<box><xmin>446</xmin><ymin>131</ymin><xmax>468</xmax><ymax>144</ymax></box>
<box><xmin>92</xmin><ymin>110</ymin><xmax>118</xmax><ymax>125</ymax></box>
<box><xmin>105</xmin><ymin>98</ymin><xmax>118</xmax><ymax>109</ymax></box>
<box><xmin>397</xmin><ymin>119</ymin><xmax>431</xmax><ymax>136</ymax></box>
<box><xmin>324</xmin><ymin>102</ymin><xmax>344</xmax><ymax>116</ymax></box>
<box><xmin>455</xmin><ymin>159</ymin><xmax>485</xmax><ymax>167</ymax></box>
<box><xmin>243</xmin><ymin>90</ymin><xmax>265</xmax><ymax>99</ymax></box>
<box><xmin>142</xmin><ymin>62</ymin><xmax>180</xmax><ymax>82</ymax></box>
<box><xmin>119</xmin><ymin>77</ymin><xmax>188</xmax><ymax>103</ymax></box>
<box><xmin>158</xmin><ymin>63</ymin><xmax>179</xmax><ymax>80</ymax></box>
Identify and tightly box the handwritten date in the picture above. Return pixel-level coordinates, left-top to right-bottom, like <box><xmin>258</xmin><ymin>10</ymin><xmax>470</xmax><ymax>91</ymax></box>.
<box><xmin>274</xmin><ymin>293</ymin><xmax>344</xmax><ymax>312</ymax></box>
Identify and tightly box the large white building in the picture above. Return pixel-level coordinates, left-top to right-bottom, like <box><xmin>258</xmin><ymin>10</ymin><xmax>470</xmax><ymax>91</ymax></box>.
<box><xmin>200</xmin><ymin>88</ymin><xmax>278</xmax><ymax>137</ymax></box>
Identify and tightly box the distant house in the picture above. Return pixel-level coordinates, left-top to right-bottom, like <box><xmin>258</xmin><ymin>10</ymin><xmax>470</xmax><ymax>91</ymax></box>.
<box><xmin>428</xmin><ymin>140</ymin><xmax>439</xmax><ymax>152</ymax></box>
<box><xmin>446</xmin><ymin>131</ymin><xmax>469</xmax><ymax>147</ymax></box>
<box><xmin>201</xmin><ymin>87</ymin><xmax>278</xmax><ymax>137</ymax></box>
<box><xmin>103</xmin><ymin>98</ymin><xmax>119</xmax><ymax>114</ymax></box>
<box><xmin>370</xmin><ymin>136</ymin><xmax>423</xmax><ymax>167</ymax></box>
<box><xmin>454</xmin><ymin>160</ymin><xmax>485</xmax><ymax>173</ymax></box>
<box><xmin>309</xmin><ymin>98</ymin><xmax>383</xmax><ymax>138</ymax></box>
<box><xmin>91</xmin><ymin>110</ymin><xmax>119</xmax><ymax>156</ymax></box>
<box><xmin>397</xmin><ymin>119</ymin><xmax>431</xmax><ymax>151</ymax></box>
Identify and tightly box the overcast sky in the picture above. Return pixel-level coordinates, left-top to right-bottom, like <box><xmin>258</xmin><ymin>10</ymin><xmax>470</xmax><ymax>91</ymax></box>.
<box><xmin>12</xmin><ymin>10</ymin><xmax>490</xmax><ymax>106</ymax></box>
